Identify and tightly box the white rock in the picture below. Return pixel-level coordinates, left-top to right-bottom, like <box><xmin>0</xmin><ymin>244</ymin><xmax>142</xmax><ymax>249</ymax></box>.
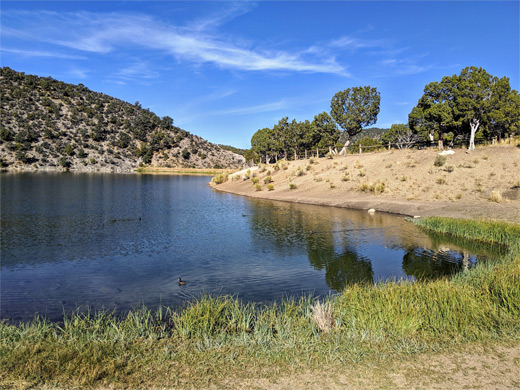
<box><xmin>368</xmin><ymin>208</ymin><xmax>376</xmax><ymax>214</ymax></box>
<box><xmin>438</xmin><ymin>150</ymin><xmax>455</xmax><ymax>156</ymax></box>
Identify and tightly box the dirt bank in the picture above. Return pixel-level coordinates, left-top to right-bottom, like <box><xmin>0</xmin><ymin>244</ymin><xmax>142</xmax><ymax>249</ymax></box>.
<box><xmin>212</xmin><ymin>144</ymin><xmax>520</xmax><ymax>224</ymax></box>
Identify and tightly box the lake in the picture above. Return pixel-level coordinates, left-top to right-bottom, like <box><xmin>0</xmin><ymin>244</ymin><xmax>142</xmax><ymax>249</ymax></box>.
<box><xmin>0</xmin><ymin>173</ymin><xmax>502</xmax><ymax>322</ymax></box>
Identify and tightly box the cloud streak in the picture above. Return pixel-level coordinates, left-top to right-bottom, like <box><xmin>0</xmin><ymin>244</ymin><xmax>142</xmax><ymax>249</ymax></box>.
<box><xmin>0</xmin><ymin>47</ymin><xmax>86</xmax><ymax>60</ymax></box>
<box><xmin>2</xmin><ymin>10</ymin><xmax>347</xmax><ymax>76</ymax></box>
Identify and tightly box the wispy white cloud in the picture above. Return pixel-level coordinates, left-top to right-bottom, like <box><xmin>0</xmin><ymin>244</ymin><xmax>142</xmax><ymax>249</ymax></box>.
<box><xmin>111</xmin><ymin>61</ymin><xmax>160</xmax><ymax>84</ymax></box>
<box><xmin>329</xmin><ymin>35</ymin><xmax>386</xmax><ymax>50</ymax></box>
<box><xmin>2</xmin><ymin>10</ymin><xmax>347</xmax><ymax>76</ymax></box>
<box><xmin>209</xmin><ymin>95</ymin><xmax>318</xmax><ymax>116</ymax></box>
<box><xmin>0</xmin><ymin>47</ymin><xmax>86</xmax><ymax>60</ymax></box>
<box><xmin>175</xmin><ymin>89</ymin><xmax>239</xmax><ymax>120</ymax></box>
<box><xmin>210</xmin><ymin>99</ymin><xmax>290</xmax><ymax>116</ymax></box>
<box><xmin>66</xmin><ymin>67</ymin><xmax>89</xmax><ymax>80</ymax></box>
<box><xmin>186</xmin><ymin>2</ymin><xmax>257</xmax><ymax>33</ymax></box>
<box><xmin>377</xmin><ymin>54</ymin><xmax>433</xmax><ymax>76</ymax></box>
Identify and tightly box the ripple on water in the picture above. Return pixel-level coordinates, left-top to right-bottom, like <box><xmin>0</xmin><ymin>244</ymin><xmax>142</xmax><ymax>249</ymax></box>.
<box><xmin>0</xmin><ymin>173</ymin><xmax>499</xmax><ymax>322</ymax></box>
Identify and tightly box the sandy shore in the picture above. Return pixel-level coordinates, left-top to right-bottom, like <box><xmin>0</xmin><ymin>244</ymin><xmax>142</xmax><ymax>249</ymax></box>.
<box><xmin>211</xmin><ymin>144</ymin><xmax>520</xmax><ymax>224</ymax></box>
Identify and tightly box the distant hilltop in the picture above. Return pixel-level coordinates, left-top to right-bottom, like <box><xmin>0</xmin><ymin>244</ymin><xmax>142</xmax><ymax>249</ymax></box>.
<box><xmin>0</xmin><ymin>67</ymin><xmax>245</xmax><ymax>172</ymax></box>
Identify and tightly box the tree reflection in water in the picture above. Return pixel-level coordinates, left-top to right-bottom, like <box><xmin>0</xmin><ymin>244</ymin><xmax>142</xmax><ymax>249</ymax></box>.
<box><xmin>248</xmin><ymin>198</ymin><xmax>503</xmax><ymax>289</ymax></box>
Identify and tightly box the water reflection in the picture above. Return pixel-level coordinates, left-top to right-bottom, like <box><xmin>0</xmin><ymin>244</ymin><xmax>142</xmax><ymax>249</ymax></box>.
<box><xmin>1</xmin><ymin>173</ymin><xmax>502</xmax><ymax>322</ymax></box>
<box><xmin>247</xmin><ymin>199</ymin><xmax>501</xmax><ymax>290</ymax></box>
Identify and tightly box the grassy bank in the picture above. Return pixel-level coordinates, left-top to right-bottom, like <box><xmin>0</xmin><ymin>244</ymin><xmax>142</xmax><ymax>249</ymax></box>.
<box><xmin>1</xmin><ymin>218</ymin><xmax>519</xmax><ymax>389</ymax></box>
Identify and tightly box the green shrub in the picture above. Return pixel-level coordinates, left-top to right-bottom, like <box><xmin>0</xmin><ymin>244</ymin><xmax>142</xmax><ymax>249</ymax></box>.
<box><xmin>263</xmin><ymin>176</ymin><xmax>272</xmax><ymax>184</ymax></box>
<box><xmin>434</xmin><ymin>155</ymin><xmax>446</xmax><ymax>167</ymax></box>
<box><xmin>64</xmin><ymin>144</ymin><xmax>74</xmax><ymax>156</ymax></box>
<box><xmin>289</xmin><ymin>183</ymin><xmax>297</xmax><ymax>190</ymax></box>
<box><xmin>181</xmin><ymin>149</ymin><xmax>191</xmax><ymax>160</ymax></box>
<box><xmin>267</xmin><ymin>184</ymin><xmax>274</xmax><ymax>191</ymax></box>
<box><xmin>58</xmin><ymin>157</ymin><xmax>71</xmax><ymax>168</ymax></box>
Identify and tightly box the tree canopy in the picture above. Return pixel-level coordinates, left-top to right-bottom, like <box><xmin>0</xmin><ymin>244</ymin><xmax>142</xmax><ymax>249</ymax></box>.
<box><xmin>330</xmin><ymin>86</ymin><xmax>381</xmax><ymax>154</ymax></box>
<box><xmin>409</xmin><ymin>66</ymin><xmax>520</xmax><ymax>150</ymax></box>
<box><xmin>250</xmin><ymin>113</ymin><xmax>340</xmax><ymax>163</ymax></box>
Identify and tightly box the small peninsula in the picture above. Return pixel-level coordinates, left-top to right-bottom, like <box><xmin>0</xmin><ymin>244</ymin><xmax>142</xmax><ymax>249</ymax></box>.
<box><xmin>211</xmin><ymin>144</ymin><xmax>520</xmax><ymax>224</ymax></box>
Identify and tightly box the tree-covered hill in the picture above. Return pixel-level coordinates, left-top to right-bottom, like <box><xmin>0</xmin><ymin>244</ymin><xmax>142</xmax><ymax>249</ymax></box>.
<box><xmin>339</xmin><ymin>127</ymin><xmax>388</xmax><ymax>144</ymax></box>
<box><xmin>0</xmin><ymin>67</ymin><xmax>245</xmax><ymax>171</ymax></box>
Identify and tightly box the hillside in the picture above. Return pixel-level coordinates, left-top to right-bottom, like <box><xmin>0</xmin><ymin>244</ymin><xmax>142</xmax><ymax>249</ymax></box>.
<box><xmin>338</xmin><ymin>126</ymin><xmax>388</xmax><ymax>144</ymax></box>
<box><xmin>212</xmin><ymin>144</ymin><xmax>520</xmax><ymax>223</ymax></box>
<box><xmin>0</xmin><ymin>67</ymin><xmax>245</xmax><ymax>172</ymax></box>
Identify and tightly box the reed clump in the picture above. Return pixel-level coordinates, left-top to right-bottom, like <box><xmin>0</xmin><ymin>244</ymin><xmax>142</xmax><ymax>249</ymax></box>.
<box><xmin>410</xmin><ymin>217</ymin><xmax>520</xmax><ymax>246</ymax></box>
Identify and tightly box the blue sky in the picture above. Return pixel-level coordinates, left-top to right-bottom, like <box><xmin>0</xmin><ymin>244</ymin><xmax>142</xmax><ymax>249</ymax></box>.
<box><xmin>1</xmin><ymin>1</ymin><xmax>518</xmax><ymax>149</ymax></box>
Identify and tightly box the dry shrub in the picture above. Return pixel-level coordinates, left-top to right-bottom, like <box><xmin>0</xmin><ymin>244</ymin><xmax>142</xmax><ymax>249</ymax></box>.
<box><xmin>489</xmin><ymin>190</ymin><xmax>502</xmax><ymax>203</ymax></box>
<box><xmin>212</xmin><ymin>173</ymin><xmax>228</xmax><ymax>184</ymax></box>
<box><xmin>311</xmin><ymin>301</ymin><xmax>334</xmax><ymax>333</ymax></box>
<box><xmin>358</xmin><ymin>181</ymin><xmax>385</xmax><ymax>194</ymax></box>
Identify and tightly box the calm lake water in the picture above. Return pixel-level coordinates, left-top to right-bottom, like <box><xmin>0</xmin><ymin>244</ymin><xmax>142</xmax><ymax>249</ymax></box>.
<box><xmin>1</xmin><ymin>173</ymin><xmax>502</xmax><ymax>322</ymax></box>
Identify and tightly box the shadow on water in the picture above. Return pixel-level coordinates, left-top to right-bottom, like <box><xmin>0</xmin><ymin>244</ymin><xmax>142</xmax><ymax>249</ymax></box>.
<box><xmin>401</xmin><ymin>230</ymin><xmax>507</xmax><ymax>280</ymax></box>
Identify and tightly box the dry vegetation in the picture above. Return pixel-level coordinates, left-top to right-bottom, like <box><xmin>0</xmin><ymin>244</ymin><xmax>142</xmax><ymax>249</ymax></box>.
<box><xmin>214</xmin><ymin>143</ymin><xmax>520</xmax><ymax>223</ymax></box>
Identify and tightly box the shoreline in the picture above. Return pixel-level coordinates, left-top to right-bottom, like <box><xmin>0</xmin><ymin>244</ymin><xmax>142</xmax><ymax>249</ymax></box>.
<box><xmin>1</xmin><ymin>166</ymin><xmax>238</xmax><ymax>176</ymax></box>
<box><xmin>210</xmin><ymin>182</ymin><xmax>520</xmax><ymax>223</ymax></box>
<box><xmin>210</xmin><ymin>145</ymin><xmax>520</xmax><ymax>225</ymax></box>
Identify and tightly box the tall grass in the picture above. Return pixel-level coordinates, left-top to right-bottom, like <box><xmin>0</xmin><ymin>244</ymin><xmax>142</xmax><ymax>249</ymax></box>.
<box><xmin>1</xmin><ymin>217</ymin><xmax>519</xmax><ymax>388</ymax></box>
<box><xmin>410</xmin><ymin>217</ymin><xmax>520</xmax><ymax>246</ymax></box>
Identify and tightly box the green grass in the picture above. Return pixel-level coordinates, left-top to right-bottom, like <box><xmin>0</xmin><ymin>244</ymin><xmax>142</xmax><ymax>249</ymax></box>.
<box><xmin>1</xmin><ymin>217</ymin><xmax>519</xmax><ymax>389</ymax></box>
<box><xmin>410</xmin><ymin>217</ymin><xmax>520</xmax><ymax>246</ymax></box>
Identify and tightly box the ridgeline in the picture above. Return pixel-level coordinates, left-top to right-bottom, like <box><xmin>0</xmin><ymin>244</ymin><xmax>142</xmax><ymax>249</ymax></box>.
<box><xmin>0</xmin><ymin>67</ymin><xmax>245</xmax><ymax>172</ymax></box>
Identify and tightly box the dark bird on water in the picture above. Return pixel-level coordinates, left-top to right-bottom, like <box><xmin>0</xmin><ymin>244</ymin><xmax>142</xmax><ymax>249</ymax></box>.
<box><xmin>178</xmin><ymin>277</ymin><xmax>187</xmax><ymax>285</ymax></box>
